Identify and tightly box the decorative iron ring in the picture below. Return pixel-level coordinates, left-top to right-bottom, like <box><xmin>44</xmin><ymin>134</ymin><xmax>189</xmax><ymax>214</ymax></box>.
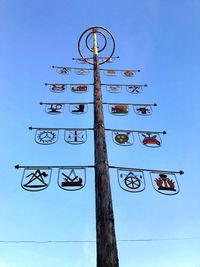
<box><xmin>85</xmin><ymin>31</ymin><xmax>107</xmax><ymax>53</ymax></box>
<box><xmin>78</xmin><ymin>26</ymin><xmax>115</xmax><ymax>65</ymax></box>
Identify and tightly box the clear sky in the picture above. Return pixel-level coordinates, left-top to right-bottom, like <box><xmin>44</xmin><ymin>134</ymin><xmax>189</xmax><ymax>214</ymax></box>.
<box><xmin>0</xmin><ymin>0</ymin><xmax>200</xmax><ymax>266</ymax></box>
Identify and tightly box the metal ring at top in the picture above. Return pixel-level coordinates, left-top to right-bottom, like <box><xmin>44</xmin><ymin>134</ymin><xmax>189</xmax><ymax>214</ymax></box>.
<box><xmin>78</xmin><ymin>26</ymin><xmax>115</xmax><ymax>65</ymax></box>
<box><xmin>85</xmin><ymin>31</ymin><xmax>107</xmax><ymax>53</ymax></box>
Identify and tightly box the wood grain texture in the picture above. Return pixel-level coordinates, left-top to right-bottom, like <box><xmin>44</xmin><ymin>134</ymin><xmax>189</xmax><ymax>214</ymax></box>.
<box><xmin>93</xmin><ymin>54</ymin><xmax>119</xmax><ymax>267</ymax></box>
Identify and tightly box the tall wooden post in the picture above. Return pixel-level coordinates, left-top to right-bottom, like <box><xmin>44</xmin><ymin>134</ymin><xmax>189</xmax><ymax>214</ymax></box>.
<box><xmin>93</xmin><ymin>29</ymin><xmax>119</xmax><ymax>267</ymax></box>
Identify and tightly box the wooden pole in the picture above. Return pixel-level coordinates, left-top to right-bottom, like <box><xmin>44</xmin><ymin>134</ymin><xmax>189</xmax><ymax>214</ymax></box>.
<box><xmin>93</xmin><ymin>28</ymin><xmax>119</xmax><ymax>267</ymax></box>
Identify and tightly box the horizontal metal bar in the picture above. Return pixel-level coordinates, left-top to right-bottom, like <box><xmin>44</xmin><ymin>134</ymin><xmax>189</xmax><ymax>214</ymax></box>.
<box><xmin>15</xmin><ymin>165</ymin><xmax>95</xmax><ymax>169</ymax></box>
<box><xmin>52</xmin><ymin>66</ymin><xmax>140</xmax><ymax>72</ymax></box>
<box><xmin>100</xmin><ymin>68</ymin><xmax>140</xmax><ymax>72</ymax></box>
<box><xmin>105</xmin><ymin>128</ymin><xmax>166</xmax><ymax>134</ymax></box>
<box><xmin>52</xmin><ymin>65</ymin><xmax>93</xmax><ymax>70</ymax></box>
<box><xmin>72</xmin><ymin>56</ymin><xmax>120</xmax><ymax>60</ymax></box>
<box><xmin>44</xmin><ymin>83</ymin><xmax>147</xmax><ymax>87</ymax></box>
<box><xmin>29</xmin><ymin>126</ymin><xmax>166</xmax><ymax>134</ymax></box>
<box><xmin>40</xmin><ymin>102</ymin><xmax>156</xmax><ymax>106</ymax></box>
<box><xmin>103</xmin><ymin>102</ymin><xmax>157</xmax><ymax>106</ymax></box>
<box><xmin>44</xmin><ymin>83</ymin><xmax>93</xmax><ymax>86</ymax></box>
<box><xmin>29</xmin><ymin>127</ymin><xmax>94</xmax><ymax>131</ymax></box>
<box><xmin>109</xmin><ymin>166</ymin><xmax>184</xmax><ymax>175</ymax></box>
<box><xmin>15</xmin><ymin>164</ymin><xmax>184</xmax><ymax>175</ymax></box>
<box><xmin>40</xmin><ymin>102</ymin><xmax>94</xmax><ymax>105</ymax></box>
<box><xmin>101</xmin><ymin>83</ymin><xmax>147</xmax><ymax>87</ymax></box>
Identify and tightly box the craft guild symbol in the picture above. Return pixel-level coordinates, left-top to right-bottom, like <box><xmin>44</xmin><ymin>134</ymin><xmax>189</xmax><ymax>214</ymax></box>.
<box><xmin>135</xmin><ymin>106</ymin><xmax>152</xmax><ymax>116</ymax></box>
<box><xmin>58</xmin><ymin>168</ymin><xmax>86</xmax><ymax>191</ymax></box>
<box><xmin>65</xmin><ymin>130</ymin><xmax>87</xmax><ymax>144</ymax></box>
<box><xmin>113</xmin><ymin>131</ymin><xmax>134</xmax><ymax>146</ymax></box>
<box><xmin>123</xmin><ymin>70</ymin><xmax>134</xmax><ymax>77</ymax></box>
<box><xmin>110</xmin><ymin>105</ymin><xmax>129</xmax><ymax>115</ymax></box>
<box><xmin>46</xmin><ymin>104</ymin><xmax>64</xmax><ymax>115</ymax></box>
<box><xmin>127</xmin><ymin>85</ymin><xmax>143</xmax><ymax>94</ymax></box>
<box><xmin>50</xmin><ymin>84</ymin><xmax>66</xmax><ymax>93</ymax></box>
<box><xmin>22</xmin><ymin>169</ymin><xmax>51</xmax><ymax>191</ymax></box>
<box><xmin>71</xmin><ymin>85</ymin><xmax>88</xmax><ymax>93</ymax></box>
<box><xmin>140</xmin><ymin>133</ymin><xmax>161</xmax><ymax>147</ymax></box>
<box><xmin>75</xmin><ymin>68</ymin><xmax>89</xmax><ymax>75</ymax></box>
<box><xmin>76</xmin><ymin>58</ymin><xmax>86</xmax><ymax>64</ymax></box>
<box><xmin>106</xmin><ymin>85</ymin><xmax>122</xmax><ymax>93</ymax></box>
<box><xmin>150</xmin><ymin>173</ymin><xmax>179</xmax><ymax>195</ymax></box>
<box><xmin>57</xmin><ymin>67</ymin><xmax>70</xmax><ymax>75</ymax></box>
<box><xmin>70</xmin><ymin>104</ymin><xmax>87</xmax><ymax>114</ymax></box>
<box><xmin>118</xmin><ymin>170</ymin><xmax>145</xmax><ymax>192</ymax></box>
<box><xmin>35</xmin><ymin>130</ymin><xmax>58</xmax><ymax>145</ymax></box>
<box><xmin>104</xmin><ymin>70</ymin><xmax>117</xmax><ymax>76</ymax></box>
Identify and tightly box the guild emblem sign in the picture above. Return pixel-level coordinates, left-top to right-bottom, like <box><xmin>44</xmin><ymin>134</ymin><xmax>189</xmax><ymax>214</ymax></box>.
<box><xmin>74</xmin><ymin>68</ymin><xmax>89</xmax><ymax>75</ymax></box>
<box><xmin>122</xmin><ymin>70</ymin><xmax>134</xmax><ymax>77</ymax></box>
<box><xmin>106</xmin><ymin>85</ymin><xmax>122</xmax><ymax>93</ymax></box>
<box><xmin>69</xmin><ymin>104</ymin><xmax>88</xmax><ymax>114</ymax></box>
<box><xmin>50</xmin><ymin>84</ymin><xmax>66</xmax><ymax>93</ymax></box>
<box><xmin>45</xmin><ymin>104</ymin><xmax>64</xmax><ymax>115</ymax></box>
<box><xmin>139</xmin><ymin>132</ymin><xmax>161</xmax><ymax>147</ymax></box>
<box><xmin>118</xmin><ymin>169</ymin><xmax>145</xmax><ymax>192</ymax></box>
<box><xmin>35</xmin><ymin>129</ymin><xmax>59</xmax><ymax>145</ymax></box>
<box><xmin>112</xmin><ymin>131</ymin><xmax>134</xmax><ymax>146</ymax></box>
<box><xmin>109</xmin><ymin>104</ymin><xmax>129</xmax><ymax>115</ymax></box>
<box><xmin>134</xmin><ymin>106</ymin><xmax>153</xmax><ymax>116</ymax></box>
<box><xmin>58</xmin><ymin>168</ymin><xmax>86</xmax><ymax>191</ymax></box>
<box><xmin>56</xmin><ymin>67</ymin><xmax>70</xmax><ymax>75</ymax></box>
<box><xmin>21</xmin><ymin>168</ymin><xmax>52</xmax><ymax>191</ymax></box>
<box><xmin>76</xmin><ymin>58</ymin><xmax>86</xmax><ymax>64</ymax></box>
<box><xmin>64</xmin><ymin>129</ymin><xmax>87</xmax><ymax>144</ymax></box>
<box><xmin>70</xmin><ymin>85</ymin><xmax>88</xmax><ymax>93</ymax></box>
<box><xmin>104</xmin><ymin>70</ymin><xmax>117</xmax><ymax>76</ymax></box>
<box><xmin>126</xmin><ymin>85</ymin><xmax>143</xmax><ymax>94</ymax></box>
<box><xmin>150</xmin><ymin>172</ymin><xmax>179</xmax><ymax>195</ymax></box>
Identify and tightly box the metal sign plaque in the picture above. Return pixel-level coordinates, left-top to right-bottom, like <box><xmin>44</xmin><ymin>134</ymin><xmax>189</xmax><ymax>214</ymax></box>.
<box><xmin>104</xmin><ymin>70</ymin><xmax>117</xmax><ymax>76</ymax></box>
<box><xmin>139</xmin><ymin>132</ymin><xmax>161</xmax><ymax>147</ymax></box>
<box><xmin>35</xmin><ymin>129</ymin><xmax>59</xmax><ymax>145</ymax></box>
<box><xmin>118</xmin><ymin>169</ymin><xmax>145</xmax><ymax>192</ymax></box>
<box><xmin>126</xmin><ymin>85</ymin><xmax>143</xmax><ymax>94</ymax></box>
<box><xmin>109</xmin><ymin>104</ymin><xmax>129</xmax><ymax>115</ymax></box>
<box><xmin>45</xmin><ymin>104</ymin><xmax>64</xmax><ymax>115</ymax></box>
<box><xmin>56</xmin><ymin>67</ymin><xmax>70</xmax><ymax>75</ymax></box>
<box><xmin>134</xmin><ymin>106</ymin><xmax>153</xmax><ymax>116</ymax></box>
<box><xmin>50</xmin><ymin>84</ymin><xmax>66</xmax><ymax>93</ymax></box>
<box><xmin>112</xmin><ymin>131</ymin><xmax>134</xmax><ymax>146</ymax></box>
<box><xmin>122</xmin><ymin>70</ymin><xmax>135</xmax><ymax>77</ymax></box>
<box><xmin>106</xmin><ymin>85</ymin><xmax>122</xmax><ymax>93</ymax></box>
<box><xmin>76</xmin><ymin>58</ymin><xmax>87</xmax><ymax>64</ymax></box>
<box><xmin>58</xmin><ymin>168</ymin><xmax>86</xmax><ymax>191</ymax></box>
<box><xmin>22</xmin><ymin>168</ymin><xmax>52</xmax><ymax>191</ymax></box>
<box><xmin>150</xmin><ymin>172</ymin><xmax>179</xmax><ymax>195</ymax></box>
<box><xmin>70</xmin><ymin>84</ymin><xmax>88</xmax><ymax>93</ymax></box>
<box><xmin>64</xmin><ymin>129</ymin><xmax>87</xmax><ymax>144</ymax></box>
<box><xmin>69</xmin><ymin>104</ymin><xmax>88</xmax><ymax>114</ymax></box>
<box><xmin>74</xmin><ymin>68</ymin><xmax>89</xmax><ymax>75</ymax></box>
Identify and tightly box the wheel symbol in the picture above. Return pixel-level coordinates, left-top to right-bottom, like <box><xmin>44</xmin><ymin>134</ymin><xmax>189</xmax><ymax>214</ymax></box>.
<box><xmin>124</xmin><ymin>175</ymin><xmax>141</xmax><ymax>189</ymax></box>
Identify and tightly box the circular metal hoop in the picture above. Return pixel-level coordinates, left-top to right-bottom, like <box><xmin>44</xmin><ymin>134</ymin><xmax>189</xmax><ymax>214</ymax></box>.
<box><xmin>85</xmin><ymin>31</ymin><xmax>107</xmax><ymax>53</ymax></box>
<box><xmin>78</xmin><ymin>26</ymin><xmax>115</xmax><ymax>65</ymax></box>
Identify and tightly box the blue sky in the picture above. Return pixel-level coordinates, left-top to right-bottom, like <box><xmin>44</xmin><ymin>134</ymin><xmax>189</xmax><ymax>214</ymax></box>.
<box><xmin>0</xmin><ymin>0</ymin><xmax>200</xmax><ymax>266</ymax></box>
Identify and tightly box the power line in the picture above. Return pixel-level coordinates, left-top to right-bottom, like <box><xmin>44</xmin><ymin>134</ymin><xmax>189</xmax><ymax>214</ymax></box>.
<box><xmin>0</xmin><ymin>237</ymin><xmax>199</xmax><ymax>244</ymax></box>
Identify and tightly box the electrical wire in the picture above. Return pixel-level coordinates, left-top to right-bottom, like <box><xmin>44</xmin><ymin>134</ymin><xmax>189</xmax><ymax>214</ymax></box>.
<box><xmin>0</xmin><ymin>237</ymin><xmax>199</xmax><ymax>244</ymax></box>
